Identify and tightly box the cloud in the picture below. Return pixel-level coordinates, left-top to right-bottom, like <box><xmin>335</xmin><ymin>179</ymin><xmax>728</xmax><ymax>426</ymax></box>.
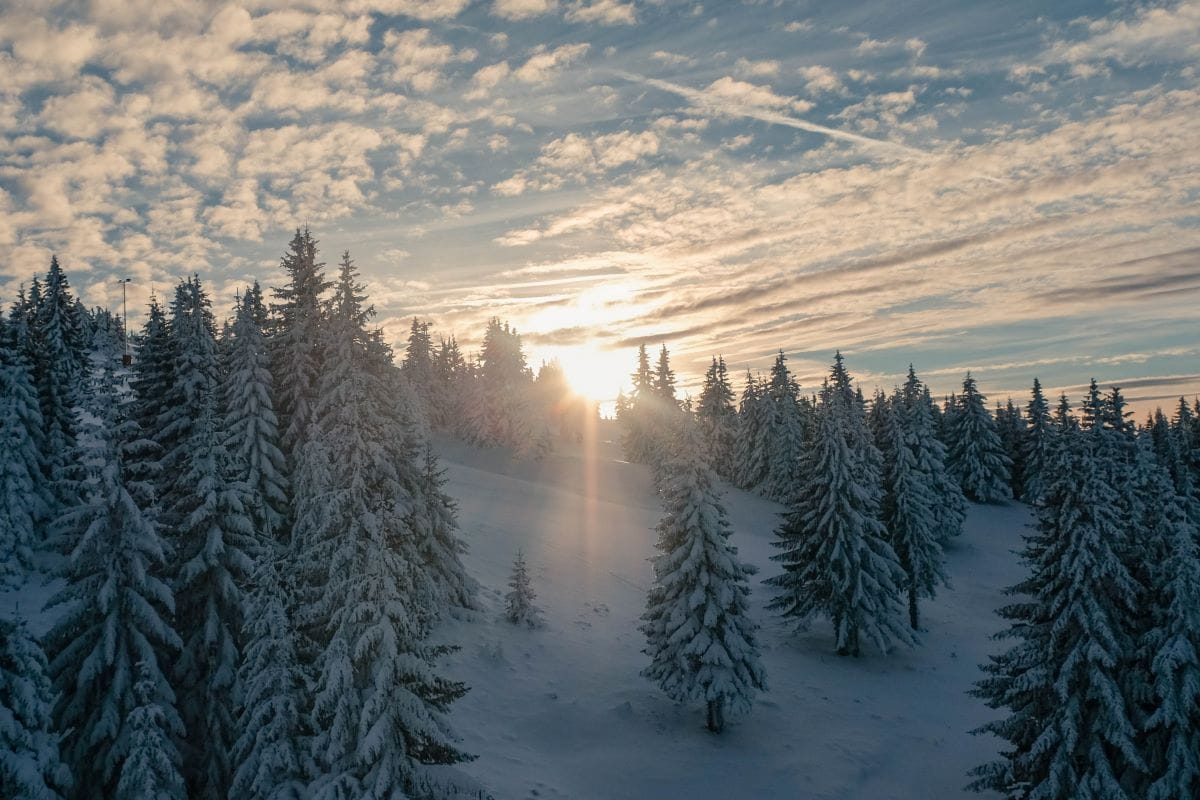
<box><xmin>621</xmin><ymin>72</ymin><xmax>926</xmax><ymax>158</ymax></box>
<box><xmin>565</xmin><ymin>0</ymin><xmax>637</xmax><ymax>25</ymax></box>
<box><xmin>466</xmin><ymin>61</ymin><xmax>511</xmax><ymax>100</ymax></box>
<box><xmin>383</xmin><ymin>28</ymin><xmax>475</xmax><ymax>91</ymax></box>
<box><xmin>514</xmin><ymin>43</ymin><xmax>590</xmax><ymax>82</ymax></box>
<box><xmin>735</xmin><ymin>58</ymin><xmax>780</xmax><ymax>78</ymax></box>
<box><xmin>1043</xmin><ymin>1</ymin><xmax>1200</xmax><ymax>69</ymax></box>
<box><xmin>798</xmin><ymin>65</ymin><xmax>842</xmax><ymax>94</ymax></box>
<box><xmin>493</xmin><ymin>0</ymin><xmax>559</xmax><ymax>20</ymax></box>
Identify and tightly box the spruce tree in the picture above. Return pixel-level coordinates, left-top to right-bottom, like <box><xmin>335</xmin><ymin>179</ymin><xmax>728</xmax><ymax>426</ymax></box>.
<box><xmin>411</xmin><ymin>444</ymin><xmax>474</xmax><ymax>614</ymax></box>
<box><xmin>0</xmin><ymin>340</ymin><xmax>48</xmax><ymax>586</ymax></box>
<box><xmin>32</xmin><ymin>257</ymin><xmax>84</xmax><ymax>519</ymax></box>
<box><xmin>881</xmin><ymin>390</ymin><xmax>947</xmax><ymax>631</ymax></box>
<box><xmin>292</xmin><ymin>253</ymin><xmax>469</xmax><ymax>798</ymax></box>
<box><xmin>620</xmin><ymin>344</ymin><xmax>657</xmax><ymax>464</ymax></box>
<box><xmin>504</xmin><ymin>550</ymin><xmax>542</xmax><ymax>628</ymax></box>
<box><xmin>996</xmin><ymin>398</ymin><xmax>1026</xmax><ymax>500</ymax></box>
<box><xmin>223</xmin><ymin>283</ymin><xmax>287</xmax><ymax>542</ymax></box>
<box><xmin>763</xmin><ymin>351</ymin><xmax>805</xmax><ymax>504</ymax></box>
<box><xmin>970</xmin><ymin>430</ymin><xmax>1144</xmax><ymax>798</ymax></box>
<box><xmin>43</xmin><ymin>356</ymin><xmax>183</xmax><ymax>800</ymax></box>
<box><xmin>231</xmin><ymin>553</ymin><xmax>307</xmax><ymax>800</ymax></box>
<box><xmin>1022</xmin><ymin>378</ymin><xmax>1053</xmax><ymax>504</ymax></box>
<box><xmin>653</xmin><ymin>344</ymin><xmax>677</xmax><ymax>405</ymax></box>
<box><xmin>767</xmin><ymin>355</ymin><xmax>913</xmax><ymax>657</ymax></box>
<box><xmin>113</xmin><ymin>662</ymin><xmax>186</xmax><ymax>800</ymax></box>
<box><xmin>912</xmin><ymin>377</ymin><xmax>966</xmax><ymax>543</ymax></box>
<box><xmin>696</xmin><ymin>356</ymin><xmax>737</xmax><ymax>482</ymax></box>
<box><xmin>269</xmin><ymin>227</ymin><xmax>330</xmax><ymax>463</ymax></box>
<box><xmin>641</xmin><ymin>421</ymin><xmax>765</xmax><ymax>732</ymax></box>
<box><xmin>733</xmin><ymin>372</ymin><xmax>769</xmax><ymax>492</ymax></box>
<box><xmin>948</xmin><ymin>373</ymin><xmax>1011</xmax><ymax>503</ymax></box>
<box><xmin>0</xmin><ymin>614</ymin><xmax>71</xmax><ymax>800</ymax></box>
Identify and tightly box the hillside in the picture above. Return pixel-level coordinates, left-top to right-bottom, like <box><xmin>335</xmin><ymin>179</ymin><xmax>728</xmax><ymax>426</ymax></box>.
<box><xmin>433</xmin><ymin>426</ymin><xmax>1023</xmax><ymax>799</ymax></box>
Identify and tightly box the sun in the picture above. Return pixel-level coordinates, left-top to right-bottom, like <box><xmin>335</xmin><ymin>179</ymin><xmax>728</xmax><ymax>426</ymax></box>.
<box><xmin>555</xmin><ymin>344</ymin><xmax>630</xmax><ymax>408</ymax></box>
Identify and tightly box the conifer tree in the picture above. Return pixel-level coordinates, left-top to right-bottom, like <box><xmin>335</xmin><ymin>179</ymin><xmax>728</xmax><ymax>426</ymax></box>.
<box><xmin>504</xmin><ymin>550</ymin><xmax>542</xmax><ymax>628</ymax></box>
<box><xmin>641</xmin><ymin>421</ymin><xmax>765</xmax><ymax>732</ymax></box>
<box><xmin>653</xmin><ymin>344</ymin><xmax>677</xmax><ymax>405</ymax></box>
<box><xmin>912</xmin><ymin>377</ymin><xmax>966</xmax><ymax>543</ymax></box>
<box><xmin>32</xmin><ymin>257</ymin><xmax>84</xmax><ymax>517</ymax></box>
<box><xmin>620</xmin><ymin>344</ymin><xmax>657</xmax><ymax>464</ymax></box>
<box><xmin>171</xmin><ymin>391</ymin><xmax>255</xmax><ymax>800</ymax></box>
<box><xmin>43</xmin><ymin>356</ymin><xmax>183</xmax><ymax>800</ymax></box>
<box><xmin>1022</xmin><ymin>378</ymin><xmax>1053</xmax><ymax>504</ymax></box>
<box><xmin>947</xmin><ymin>373</ymin><xmax>1011</xmax><ymax>503</ymax></box>
<box><xmin>292</xmin><ymin>253</ymin><xmax>469</xmax><ymax>799</ymax></box>
<box><xmin>431</xmin><ymin>336</ymin><xmax>468</xmax><ymax>432</ymax></box>
<box><xmin>881</xmin><ymin>390</ymin><xmax>947</xmax><ymax>631</ymax></box>
<box><xmin>767</xmin><ymin>356</ymin><xmax>912</xmax><ymax>657</ymax></box>
<box><xmin>763</xmin><ymin>351</ymin><xmax>805</xmax><ymax>504</ymax></box>
<box><xmin>231</xmin><ymin>553</ymin><xmax>307</xmax><ymax>800</ymax></box>
<box><xmin>0</xmin><ymin>614</ymin><xmax>71</xmax><ymax>800</ymax></box>
<box><xmin>734</xmin><ymin>373</ymin><xmax>769</xmax><ymax>492</ymax></box>
<box><xmin>130</xmin><ymin>296</ymin><xmax>175</xmax><ymax>468</ymax></box>
<box><xmin>996</xmin><ymin>398</ymin><xmax>1026</xmax><ymax>499</ymax></box>
<box><xmin>114</xmin><ymin>662</ymin><xmax>186</xmax><ymax>800</ymax></box>
<box><xmin>696</xmin><ymin>356</ymin><xmax>737</xmax><ymax>482</ymax></box>
<box><xmin>0</xmin><ymin>340</ymin><xmax>48</xmax><ymax>585</ymax></box>
<box><xmin>970</xmin><ymin>430</ymin><xmax>1144</xmax><ymax>798</ymax></box>
<box><xmin>269</xmin><ymin>227</ymin><xmax>330</xmax><ymax>463</ymax></box>
<box><xmin>411</xmin><ymin>443</ymin><xmax>474</xmax><ymax>614</ymax></box>
<box><xmin>223</xmin><ymin>283</ymin><xmax>287</xmax><ymax>542</ymax></box>
<box><xmin>402</xmin><ymin>318</ymin><xmax>434</xmax><ymax>408</ymax></box>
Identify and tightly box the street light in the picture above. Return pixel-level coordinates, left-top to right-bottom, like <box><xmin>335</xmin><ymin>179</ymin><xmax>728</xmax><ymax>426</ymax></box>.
<box><xmin>117</xmin><ymin>278</ymin><xmax>132</xmax><ymax>367</ymax></box>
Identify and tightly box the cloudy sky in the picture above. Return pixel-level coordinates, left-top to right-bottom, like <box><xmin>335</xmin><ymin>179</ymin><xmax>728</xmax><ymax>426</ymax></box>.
<box><xmin>2</xmin><ymin>0</ymin><xmax>1198</xmax><ymax>413</ymax></box>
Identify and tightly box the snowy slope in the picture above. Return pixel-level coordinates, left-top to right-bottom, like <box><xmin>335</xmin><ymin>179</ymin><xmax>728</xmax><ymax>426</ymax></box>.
<box><xmin>434</xmin><ymin>424</ymin><xmax>1023</xmax><ymax>800</ymax></box>
<box><xmin>1</xmin><ymin>424</ymin><xmax>1025</xmax><ymax>799</ymax></box>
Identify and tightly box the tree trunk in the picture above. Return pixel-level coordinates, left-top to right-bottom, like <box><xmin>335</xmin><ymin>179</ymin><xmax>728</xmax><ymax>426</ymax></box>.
<box><xmin>908</xmin><ymin>578</ymin><xmax>920</xmax><ymax>631</ymax></box>
<box><xmin>706</xmin><ymin>698</ymin><xmax>724</xmax><ymax>733</ymax></box>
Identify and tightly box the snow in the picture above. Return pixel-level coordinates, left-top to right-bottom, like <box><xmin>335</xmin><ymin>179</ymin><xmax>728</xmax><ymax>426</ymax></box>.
<box><xmin>2</xmin><ymin>420</ymin><xmax>1026</xmax><ymax>799</ymax></box>
<box><xmin>432</xmin><ymin>423</ymin><xmax>1022</xmax><ymax>799</ymax></box>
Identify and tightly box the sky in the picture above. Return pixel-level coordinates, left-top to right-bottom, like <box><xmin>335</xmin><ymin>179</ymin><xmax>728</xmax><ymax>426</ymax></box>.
<box><xmin>1</xmin><ymin>0</ymin><xmax>1198</xmax><ymax>415</ymax></box>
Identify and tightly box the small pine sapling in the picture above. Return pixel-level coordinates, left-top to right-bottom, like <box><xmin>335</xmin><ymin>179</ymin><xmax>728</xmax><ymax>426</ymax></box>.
<box><xmin>504</xmin><ymin>550</ymin><xmax>542</xmax><ymax>628</ymax></box>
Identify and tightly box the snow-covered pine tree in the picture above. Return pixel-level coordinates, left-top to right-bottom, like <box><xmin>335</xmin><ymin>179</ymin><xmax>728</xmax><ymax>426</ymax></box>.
<box><xmin>411</xmin><ymin>443</ymin><xmax>475</xmax><ymax>615</ymax></box>
<box><xmin>223</xmin><ymin>282</ymin><xmax>287</xmax><ymax>542</ymax></box>
<box><xmin>641</xmin><ymin>420</ymin><xmax>765</xmax><ymax>732</ymax></box>
<box><xmin>402</xmin><ymin>317</ymin><xmax>434</xmax><ymax>416</ymax></box>
<box><xmin>696</xmin><ymin>356</ymin><xmax>738</xmax><ymax>482</ymax></box>
<box><xmin>43</xmin><ymin>355</ymin><xmax>183</xmax><ymax>799</ymax></box>
<box><xmin>464</xmin><ymin>317</ymin><xmax>548</xmax><ymax>458</ymax></box>
<box><xmin>1128</xmin><ymin>434</ymin><xmax>1200</xmax><ymax>800</ymax></box>
<box><xmin>0</xmin><ymin>338</ymin><xmax>48</xmax><ymax>586</ymax></box>
<box><xmin>969</xmin><ymin>428</ymin><xmax>1144</xmax><ymax>798</ymax></box>
<box><xmin>130</xmin><ymin>295</ymin><xmax>174</xmax><ymax>466</ymax></box>
<box><xmin>0</xmin><ymin>614</ymin><xmax>71</xmax><ymax>800</ymax></box>
<box><xmin>1149</xmin><ymin>408</ymin><xmax>1194</xmax><ymax>507</ymax></box>
<box><xmin>431</xmin><ymin>336</ymin><xmax>468</xmax><ymax>432</ymax></box>
<box><xmin>912</xmin><ymin>375</ymin><xmax>966</xmax><ymax>543</ymax></box>
<box><xmin>114</xmin><ymin>661</ymin><xmax>186</xmax><ymax>800</ymax></box>
<box><xmin>763</xmin><ymin>351</ymin><xmax>806</xmax><ymax>504</ymax></box>
<box><xmin>32</xmin><ymin>257</ymin><xmax>85</xmax><ymax>522</ymax></box>
<box><xmin>170</xmin><ymin>389</ymin><xmax>256</xmax><ymax>800</ymax></box>
<box><xmin>996</xmin><ymin>398</ymin><xmax>1026</xmax><ymax>500</ymax></box>
<box><xmin>504</xmin><ymin>549</ymin><xmax>542</xmax><ymax>628</ymax></box>
<box><xmin>230</xmin><ymin>552</ymin><xmax>307</xmax><ymax>800</ymax></box>
<box><xmin>269</xmin><ymin>227</ymin><xmax>330</xmax><ymax>463</ymax></box>
<box><xmin>881</xmin><ymin>389</ymin><xmax>947</xmax><ymax>631</ymax></box>
<box><xmin>1022</xmin><ymin>377</ymin><xmax>1052</xmax><ymax>504</ymax></box>
<box><xmin>947</xmin><ymin>373</ymin><xmax>1011</xmax><ymax>503</ymax></box>
<box><xmin>767</xmin><ymin>355</ymin><xmax>913</xmax><ymax>657</ymax></box>
<box><xmin>733</xmin><ymin>372</ymin><xmax>769</xmax><ymax>492</ymax></box>
<box><xmin>292</xmin><ymin>252</ymin><xmax>469</xmax><ymax>798</ymax></box>
<box><xmin>619</xmin><ymin>344</ymin><xmax>657</xmax><ymax>464</ymax></box>
<box><xmin>653</xmin><ymin>344</ymin><xmax>677</xmax><ymax>406</ymax></box>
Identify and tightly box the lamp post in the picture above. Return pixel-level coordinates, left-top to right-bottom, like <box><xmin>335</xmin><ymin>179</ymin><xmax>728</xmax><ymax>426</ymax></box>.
<box><xmin>117</xmin><ymin>278</ymin><xmax>132</xmax><ymax>367</ymax></box>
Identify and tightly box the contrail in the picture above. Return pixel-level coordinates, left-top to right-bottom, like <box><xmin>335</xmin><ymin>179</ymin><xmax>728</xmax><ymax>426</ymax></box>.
<box><xmin>614</xmin><ymin>71</ymin><xmax>927</xmax><ymax>159</ymax></box>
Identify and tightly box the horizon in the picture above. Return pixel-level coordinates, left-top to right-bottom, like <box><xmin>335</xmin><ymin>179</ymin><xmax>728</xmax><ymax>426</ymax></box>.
<box><xmin>1</xmin><ymin>0</ymin><xmax>1197</xmax><ymax>415</ymax></box>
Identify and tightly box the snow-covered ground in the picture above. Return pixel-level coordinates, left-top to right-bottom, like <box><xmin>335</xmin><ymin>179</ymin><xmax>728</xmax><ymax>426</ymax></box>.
<box><xmin>435</xmin><ymin>424</ymin><xmax>1023</xmax><ymax>799</ymax></box>
<box><xmin>2</xmin><ymin>422</ymin><xmax>1026</xmax><ymax>799</ymax></box>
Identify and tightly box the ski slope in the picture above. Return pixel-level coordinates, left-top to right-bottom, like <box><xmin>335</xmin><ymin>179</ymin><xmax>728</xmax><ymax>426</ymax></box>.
<box><xmin>434</xmin><ymin>423</ymin><xmax>1023</xmax><ymax>800</ymax></box>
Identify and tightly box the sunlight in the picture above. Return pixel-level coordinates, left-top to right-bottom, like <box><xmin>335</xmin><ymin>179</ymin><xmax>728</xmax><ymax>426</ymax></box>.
<box><xmin>550</xmin><ymin>343</ymin><xmax>629</xmax><ymax>410</ymax></box>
